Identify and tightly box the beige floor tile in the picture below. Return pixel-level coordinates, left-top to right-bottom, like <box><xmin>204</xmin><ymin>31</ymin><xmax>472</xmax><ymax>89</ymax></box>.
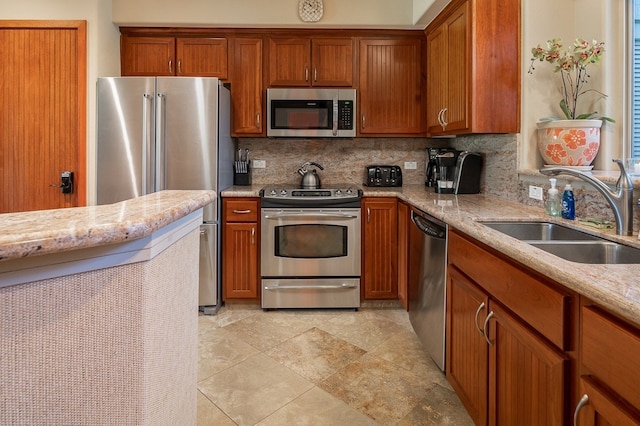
<box><xmin>198</xmin><ymin>327</ymin><xmax>260</xmax><ymax>382</ymax></box>
<box><xmin>318</xmin><ymin>310</ymin><xmax>410</xmax><ymax>351</ymax></box>
<box><xmin>265</xmin><ymin>327</ymin><xmax>366</xmax><ymax>383</ymax></box>
<box><xmin>198</xmin><ymin>352</ymin><xmax>314</xmax><ymax>426</ymax></box>
<box><xmin>197</xmin><ymin>390</ymin><xmax>235</xmax><ymax>426</ymax></box>
<box><xmin>319</xmin><ymin>353</ymin><xmax>432</xmax><ymax>424</ymax></box>
<box><xmin>397</xmin><ymin>383</ymin><xmax>475</xmax><ymax>425</ymax></box>
<box><xmin>256</xmin><ymin>387</ymin><xmax>378</xmax><ymax>426</ymax></box>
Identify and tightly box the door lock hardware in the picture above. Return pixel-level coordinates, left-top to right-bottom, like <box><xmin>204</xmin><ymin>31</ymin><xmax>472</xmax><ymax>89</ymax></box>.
<box><xmin>49</xmin><ymin>171</ymin><xmax>74</xmax><ymax>194</ymax></box>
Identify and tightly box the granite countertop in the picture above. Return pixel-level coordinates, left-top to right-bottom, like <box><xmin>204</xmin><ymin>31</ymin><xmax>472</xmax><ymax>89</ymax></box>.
<box><xmin>0</xmin><ymin>190</ymin><xmax>216</xmax><ymax>262</ymax></box>
<box><xmin>222</xmin><ymin>184</ymin><xmax>640</xmax><ymax>327</ymax></box>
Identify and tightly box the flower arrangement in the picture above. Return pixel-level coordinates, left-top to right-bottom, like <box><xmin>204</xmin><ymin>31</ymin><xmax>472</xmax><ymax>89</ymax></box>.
<box><xmin>529</xmin><ymin>38</ymin><xmax>614</xmax><ymax>122</ymax></box>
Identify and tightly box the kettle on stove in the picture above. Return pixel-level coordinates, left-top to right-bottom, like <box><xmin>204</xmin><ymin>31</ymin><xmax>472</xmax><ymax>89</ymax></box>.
<box><xmin>298</xmin><ymin>161</ymin><xmax>324</xmax><ymax>189</ymax></box>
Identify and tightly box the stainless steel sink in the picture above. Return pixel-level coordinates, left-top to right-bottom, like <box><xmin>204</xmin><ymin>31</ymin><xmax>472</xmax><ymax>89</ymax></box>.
<box><xmin>480</xmin><ymin>221</ymin><xmax>640</xmax><ymax>264</ymax></box>
<box><xmin>530</xmin><ymin>241</ymin><xmax>640</xmax><ymax>264</ymax></box>
<box><xmin>481</xmin><ymin>221</ymin><xmax>600</xmax><ymax>241</ymax></box>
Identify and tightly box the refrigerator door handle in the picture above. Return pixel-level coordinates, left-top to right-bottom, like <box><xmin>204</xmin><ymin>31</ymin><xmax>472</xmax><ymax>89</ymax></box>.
<box><xmin>156</xmin><ymin>92</ymin><xmax>166</xmax><ymax>190</ymax></box>
<box><xmin>142</xmin><ymin>93</ymin><xmax>154</xmax><ymax>195</ymax></box>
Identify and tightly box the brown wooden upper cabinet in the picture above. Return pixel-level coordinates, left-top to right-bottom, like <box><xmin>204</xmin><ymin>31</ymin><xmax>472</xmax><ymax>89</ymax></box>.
<box><xmin>121</xmin><ymin>36</ymin><xmax>228</xmax><ymax>78</ymax></box>
<box><xmin>230</xmin><ymin>37</ymin><xmax>264</xmax><ymax>136</ymax></box>
<box><xmin>268</xmin><ymin>37</ymin><xmax>355</xmax><ymax>87</ymax></box>
<box><xmin>426</xmin><ymin>0</ymin><xmax>520</xmax><ymax>136</ymax></box>
<box><xmin>359</xmin><ymin>38</ymin><xmax>423</xmax><ymax>136</ymax></box>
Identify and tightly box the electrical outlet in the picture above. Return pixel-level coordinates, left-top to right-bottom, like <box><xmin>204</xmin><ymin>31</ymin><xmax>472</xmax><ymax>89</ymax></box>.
<box><xmin>529</xmin><ymin>185</ymin><xmax>544</xmax><ymax>201</ymax></box>
<box><xmin>253</xmin><ymin>160</ymin><xmax>266</xmax><ymax>169</ymax></box>
<box><xmin>404</xmin><ymin>161</ymin><xmax>417</xmax><ymax>170</ymax></box>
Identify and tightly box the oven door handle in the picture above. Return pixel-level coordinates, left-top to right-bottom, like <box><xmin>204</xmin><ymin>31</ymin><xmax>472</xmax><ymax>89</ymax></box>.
<box><xmin>264</xmin><ymin>283</ymin><xmax>359</xmax><ymax>290</ymax></box>
<box><xmin>263</xmin><ymin>212</ymin><xmax>358</xmax><ymax>220</ymax></box>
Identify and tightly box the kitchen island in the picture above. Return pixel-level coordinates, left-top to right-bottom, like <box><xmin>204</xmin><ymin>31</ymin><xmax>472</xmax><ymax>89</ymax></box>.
<box><xmin>0</xmin><ymin>190</ymin><xmax>214</xmax><ymax>426</ymax></box>
<box><xmin>222</xmin><ymin>184</ymin><xmax>640</xmax><ymax>327</ymax></box>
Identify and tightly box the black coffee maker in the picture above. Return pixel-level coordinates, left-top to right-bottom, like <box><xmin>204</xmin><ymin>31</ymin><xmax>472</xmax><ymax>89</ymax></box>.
<box><xmin>435</xmin><ymin>149</ymin><xmax>460</xmax><ymax>194</ymax></box>
<box><xmin>425</xmin><ymin>148</ymin><xmax>439</xmax><ymax>187</ymax></box>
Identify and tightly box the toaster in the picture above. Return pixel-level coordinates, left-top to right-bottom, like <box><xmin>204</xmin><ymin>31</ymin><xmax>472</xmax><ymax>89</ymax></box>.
<box><xmin>364</xmin><ymin>165</ymin><xmax>403</xmax><ymax>187</ymax></box>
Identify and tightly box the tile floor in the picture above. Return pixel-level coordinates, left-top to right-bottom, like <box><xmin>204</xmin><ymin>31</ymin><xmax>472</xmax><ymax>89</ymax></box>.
<box><xmin>197</xmin><ymin>302</ymin><xmax>473</xmax><ymax>425</ymax></box>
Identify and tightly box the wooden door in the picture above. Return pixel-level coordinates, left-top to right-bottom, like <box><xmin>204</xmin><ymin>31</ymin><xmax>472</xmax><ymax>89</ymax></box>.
<box><xmin>574</xmin><ymin>376</ymin><xmax>640</xmax><ymax>426</ymax></box>
<box><xmin>223</xmin><ymin>222</ymin><xmax>259</xmax><ymax>299</ymax></box>
<box><xmin>176</xmin><ymin>37</ymin><xmax>228</xmax><ymax>78</ymax></box>
<box><xmin>362</xmin><ymin>197</ymin><xmax>398</xmax><ymax>299</ymax></box>
<box><xmin>359</xmin><ymin>39</ymin><xmax>422</xmax><ymax>135</ymax></box>
<box><xmin>231</xmin><ymin>38</ymin><xmax>264</xmax><ymax>136</ymax></box>
<box><xmin>268</xmin><ymin>38</ymin><xmax>310</xmax><ymax>86</ymax></box>
<box><xmin>121</xmin><ymin>36</ymin><xmax>175</xmax><ymax>76</ymax></box>
<box><xmin>446</xmin><ymin>265</ymin><xmax>490</xmax><ymax>426</ymax></box>
<box><xmin>487</xmin><ymin>302</ymin><xmax>567</xmax><ymax>425</ymax></box>
<box><xmin>311</xmin><ymin>38</ymin><xmax>354</xmax><ymax>87</ymax></box>
<box><xmin>396</xmin><ymin>200</ymin><xmax>409</xmax><ymax>310</ymax></box>
<box><xmin>0</xmin><ymin>21</ymin><xmax>86</xmax><ymax>213</ymax></box>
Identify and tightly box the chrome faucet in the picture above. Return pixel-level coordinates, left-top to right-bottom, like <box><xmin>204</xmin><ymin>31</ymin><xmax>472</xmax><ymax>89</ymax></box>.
<box><xmin>540</xmin><ymin>159</ymin><xmax>635</xmax><ymax>236</ymax></box>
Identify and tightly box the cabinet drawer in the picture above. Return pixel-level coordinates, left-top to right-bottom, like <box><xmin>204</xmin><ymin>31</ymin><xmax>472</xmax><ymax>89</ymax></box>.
<box><xmin>224</xmin><ymin>199</ymin><xmax>259</xmax><ymax>222</ymax></box>
<box><xmin>448</xmin><ymin>230</ymin><xmax>570</xmax><ymax>350</ymax></box>
<box><xmin>581</xmin><ymin>305</ymin><xmax>640</xmax><ymax>409</ymax></box>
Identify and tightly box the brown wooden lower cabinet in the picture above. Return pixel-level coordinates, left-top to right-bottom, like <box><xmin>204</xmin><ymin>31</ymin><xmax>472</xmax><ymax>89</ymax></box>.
<box><xmin>222</xmin><ymin>198</ymin><xmax>260</xmax><ymax>300</ymax></box>
<box><xmin>396</xmin><ymin>201</ymin><xmax>409</xmax><ymax>309</ymax></box>
<box><xmin>361</xmin><ymin>197</ymin><xmax>398</xmax><ymax>299</ymax></box>
<box><xmin>447</xmin><ymin>229</ymin><xmax>569</xmax><ymax>425</ymax></box>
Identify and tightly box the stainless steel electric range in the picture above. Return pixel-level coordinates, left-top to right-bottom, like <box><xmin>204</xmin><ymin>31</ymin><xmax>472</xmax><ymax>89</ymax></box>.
<box><xmin>259</xmin><ymin>185</ymin><xmax>362</xmax><ymax>309</ymax></box>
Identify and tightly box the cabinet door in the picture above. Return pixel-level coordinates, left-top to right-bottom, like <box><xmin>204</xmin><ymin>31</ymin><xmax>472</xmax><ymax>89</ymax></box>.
<box><xmin>426</xmin><ymin>25</ymin><xmax>448</xmax><ymax>133</ymax></box>
<box><xmin>362</xmin><ymin>198</ymin><xmax>398</xmax><ymax>299</ymax></box>
<box><xmin>487</xmin><ymin>302</ymin><xmax>567</xmax><ymax>425</ymax></box>
<box><xmin>574</xmin><ymin>376</ymin><xmax>640</xmax><ymax>426</ymax></box>
<box><xmin>121</xmin><ymin>36</ymin><xmax>175</xmax><ymax>76</ymax></box>
<box><xmin>426</xmin><ymin>1</ymin><xmax>468</xmax><ymax>135</ymax></box>
<box><xmin>446</xmin><ymin>265</ymin><xmax>489</xmax><ymax>426</ymax></box>
<box><xmin>176</xmin><ymin>37</ymin><xmax>228</xmax><ymax>78</ymax></box>
<box><xmin>231</xmin><ymin>38</ymin><xmax>264</xmax><ymax>136</ymax></box>
<box><xmin>396</xmin><ymin>201</ymin><xmax>409</xmax><ymax>310</ymax></box>
<box><xmin>223</xmin><ymin>222</ymin><xmax>259</xmax><ymax>299</ymax></box>
<box><xmin>311</xmin><ymin>38</ymin><xmax>354</xmax><ymax>87</ymax></box>
<box><xmin>442</xmin><ymin>1</ymin><xmax>469</xmax><ymax>133</ymax></box>
<box><xmin>359</xmin><ymin>39</ymin><xmax>422</xmax><ymax>135</ymax></box>
<box><xmin>268</xmin><ymin>38</ymin><xmax>310</xmax><ymax>86</ymax></box>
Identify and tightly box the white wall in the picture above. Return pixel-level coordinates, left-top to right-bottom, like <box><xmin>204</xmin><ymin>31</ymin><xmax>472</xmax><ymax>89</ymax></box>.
<box><xmin>112</xmin><ymin>0</ymin><xmax>417</xmax><ymax>29</ymax></box>
<box><xmin>522</xmin><ymin>0</ymin><xmax>626</xmax><ymax>171</ymax></box>
<box><xmin>2</xmin><ymin>0</ymin><xmax>122</xmax><ymax>204</ymax></box>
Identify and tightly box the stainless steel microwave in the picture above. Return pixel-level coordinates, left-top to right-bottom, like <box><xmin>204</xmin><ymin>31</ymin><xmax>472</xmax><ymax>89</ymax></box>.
<box><xmin>266</xmin><ymin>88</ymin><xmax>356</xmax><ymax>138</ymax></box>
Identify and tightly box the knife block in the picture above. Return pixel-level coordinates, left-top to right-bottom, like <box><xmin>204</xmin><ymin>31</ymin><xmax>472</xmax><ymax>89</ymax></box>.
<box><xmin>233</xmin><ymin>163</ymin><xmax>251</xmax><ymax>186</ymax></box>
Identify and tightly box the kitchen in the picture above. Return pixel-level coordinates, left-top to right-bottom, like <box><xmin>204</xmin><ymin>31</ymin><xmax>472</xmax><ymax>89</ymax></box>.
<box><xmin>2</xmin><ymin>0</ymin><xmax>640</xmax><ymax>425</ymax></box>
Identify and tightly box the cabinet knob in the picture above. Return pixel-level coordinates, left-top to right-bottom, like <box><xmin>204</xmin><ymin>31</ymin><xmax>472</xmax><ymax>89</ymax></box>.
<box><xmin>178</xmin><ymin>59</ymin><xmax>182</xmax><ymax>75</ymax></box>
<box><xmin>474</xmin><ymin>302</ymin><xmax>486</xmax><ymax>335</ymax></box>
<box><xmin>361</xmin><ymin>115</ymin><xmax>366</xmax><ymax>130</ymax></box>
<box><xmin>168</xmin><ymin>59</ymin><xmax>173</xmax><ymax>74</ymax></box>
<box><xmin>251</xmin><ymin>226</ymin><xmax>255</xmax><ymax>245</ymax></box>
<box><xmin>314</xmin><ymin>67</ymin><xmax>318</xmax><ymax>82</ymax></box>
<box><xmin>232</xmin><ymin>209</ymin><xmax>252</xmax><ymax>214</ymax></box>
<box><xmin>256</xmin><ymin>113</ymin><xmax>261</xmax><ymax>129</ymax></box>
<box><xmin>305</xmin><ymin>67</ymin><xmax>309</xmax><ymax>82</ymax></box>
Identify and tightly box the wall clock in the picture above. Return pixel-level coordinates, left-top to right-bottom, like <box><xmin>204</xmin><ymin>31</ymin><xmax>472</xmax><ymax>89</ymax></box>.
<box><xmin>299</xmin><ymin>0</ymin><xmax>324</xmax><ymax>22</ymax></box>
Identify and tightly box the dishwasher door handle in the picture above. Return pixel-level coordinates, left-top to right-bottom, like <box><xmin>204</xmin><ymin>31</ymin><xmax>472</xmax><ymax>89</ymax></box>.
<box><xmin>411</xmin><ymin>210</ymin><xmax>447</xmax><ymax>239</ymax></box>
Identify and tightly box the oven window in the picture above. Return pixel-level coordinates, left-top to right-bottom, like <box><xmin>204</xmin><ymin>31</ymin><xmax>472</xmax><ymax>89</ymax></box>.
<box><xmin>275</xmin><ymin>224</ymin><xmax>347</xmax><ymax>258</ymax></box>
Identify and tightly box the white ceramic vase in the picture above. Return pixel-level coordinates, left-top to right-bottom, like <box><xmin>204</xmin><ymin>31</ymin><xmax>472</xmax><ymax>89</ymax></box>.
<box><xmin>536</xmin><ymin>119</ymin><xmax>603</xmax><ymax>166</ymax></box>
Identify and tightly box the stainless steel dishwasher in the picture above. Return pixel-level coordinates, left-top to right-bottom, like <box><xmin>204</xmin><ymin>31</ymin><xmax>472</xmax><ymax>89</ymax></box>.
<box><xmin>408</xmin><ymin>208</ymin><xmax>447</xmax><ymax>371</ymax></box>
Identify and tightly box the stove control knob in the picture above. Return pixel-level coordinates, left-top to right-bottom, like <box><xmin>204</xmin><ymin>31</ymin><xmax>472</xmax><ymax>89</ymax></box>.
<box><xmin>346</xmin><ymin>188</ymin><xmax>353</xmax><ymax>195</ymax></box>
<box><xmin>280</xmin><ymin>189</ymin><xmax>288</xmax><ymax>196</ymax></box>
<box><xmin>335</xmin><ymin>189</ymin><xmax>342</xmax><ymax>196</ymax></box>
<box><xmin>269</xmin><ymin>189</ymin><xmax>277</xmax><ymax>196</ymax></box>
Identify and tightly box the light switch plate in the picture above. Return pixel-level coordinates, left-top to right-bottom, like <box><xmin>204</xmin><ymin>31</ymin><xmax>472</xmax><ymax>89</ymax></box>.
<box><xmin>529</xmin><ymin>185</ymin><xmax>543</xmax><ymax>200</ymax></box>
<box><xmin>253</xmin><ymin>160</ymin><xmax>266</xmax><ymax>169</ymax></box>
<box><xmin>404</xmin><ymin>161</ymin><xmax>417</xmax><ymax>170</ymax></box>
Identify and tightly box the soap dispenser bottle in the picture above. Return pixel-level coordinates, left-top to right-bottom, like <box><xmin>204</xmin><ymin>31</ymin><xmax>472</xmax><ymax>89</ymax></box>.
<box><xmin>545</xmin><ymin>178</ymin><xmax>561</xmax><ymax>217</ymax></box>
<box><xmin>561</xmin><ymin>183</ymin><xmax>576</xmax><ymax>220</ymax></box>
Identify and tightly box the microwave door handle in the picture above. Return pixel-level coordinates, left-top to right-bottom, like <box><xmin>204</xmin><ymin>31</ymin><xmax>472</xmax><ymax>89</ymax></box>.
<box><xmin>333</xmin><ymin>96</ymin><xmax>339</xmax><ymax>136</ymax></box>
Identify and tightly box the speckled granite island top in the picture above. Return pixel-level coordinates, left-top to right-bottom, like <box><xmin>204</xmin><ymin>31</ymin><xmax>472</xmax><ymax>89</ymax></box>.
<box><xmin>222</xmin><ymin>184</ymin><xmax>640</xmax><ymax>327</ymax></box>
<box><xmin>0</xmin><ymin>190</ymin><xmax>215</xmax><ymax>262</ymax></box>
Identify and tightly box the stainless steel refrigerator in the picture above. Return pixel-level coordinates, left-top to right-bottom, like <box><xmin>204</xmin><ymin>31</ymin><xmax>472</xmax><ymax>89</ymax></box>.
<box><xmin>96</xmin><ymin>77</ymin><xmax>233</xmax><ymax>314</ymax></box>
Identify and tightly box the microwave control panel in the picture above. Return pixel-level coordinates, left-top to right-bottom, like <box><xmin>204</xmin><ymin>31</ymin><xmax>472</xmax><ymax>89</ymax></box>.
<box><xmin>338</xmin><ymin>100</ymin><xmax>354</xmax><ymax>130</ymax></box>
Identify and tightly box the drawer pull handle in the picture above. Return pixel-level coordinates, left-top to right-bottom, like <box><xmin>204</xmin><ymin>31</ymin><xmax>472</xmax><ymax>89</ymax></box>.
<box><xmin>474</xmin><ymin>302</ymin><xmax>486</xmax><ymax>335</ymax></box>
<box><xmin>573</xmin><ymin>394</ymin><xmax>589</xmax><ymax>426</ymax></box>
<box><xmin>482</xmin><ymin>311</ymin><xmax>495</xmax><ymax>346</ymax></box>
<box><xmin>232</xmin><ymin>209</ymin><xmax>252</xmax><ymax>214</ymax></box>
